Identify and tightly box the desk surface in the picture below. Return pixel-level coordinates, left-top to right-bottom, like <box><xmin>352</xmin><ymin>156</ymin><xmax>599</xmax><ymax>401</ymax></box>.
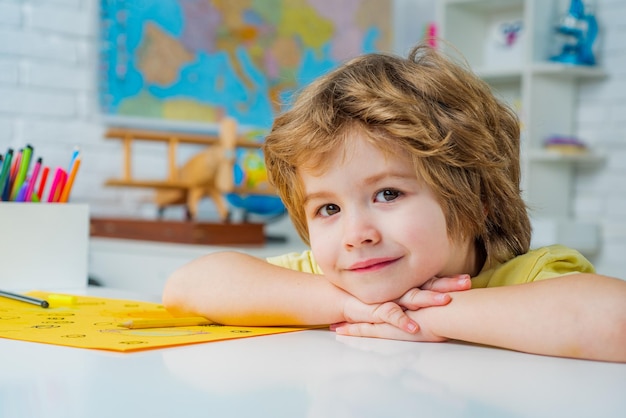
<box><xmin>1</xmin><ymin>289</ymin><xmax>625</xmax><ymax>418</ymax></box>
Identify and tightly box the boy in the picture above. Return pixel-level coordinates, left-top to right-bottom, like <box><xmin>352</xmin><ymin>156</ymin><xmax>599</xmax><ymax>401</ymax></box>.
<box><xmin>163</xmin><ymin>44</ymin><xmax>626</xmax><ymax>362</ymax></box>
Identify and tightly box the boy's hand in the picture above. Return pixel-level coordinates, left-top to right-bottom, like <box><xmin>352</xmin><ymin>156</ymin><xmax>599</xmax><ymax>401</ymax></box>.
<box><xmin>335</xmin><ymin>274</ymin><xmax>471</xmax><ymax>336</ymax></box>
<box><xmin>332</xmin><ymin>309</ymin><xmax>447</xmax><ymax>342</ymax></box>
<box><xmin>340</xmin><ymin>298</ymin><xmax>419</xmax><ymax>334</ymax></box>
<box><xmin>397</xmin><ymin>274</ymin><xmax>471</xmax><ymax>310</ymax></box>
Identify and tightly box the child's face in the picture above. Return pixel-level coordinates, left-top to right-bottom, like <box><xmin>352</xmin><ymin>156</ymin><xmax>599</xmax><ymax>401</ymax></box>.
<box><xmin>300</xmin><ymin>132</ymin><xmax>476</xmax><ymax>304</ymax></box>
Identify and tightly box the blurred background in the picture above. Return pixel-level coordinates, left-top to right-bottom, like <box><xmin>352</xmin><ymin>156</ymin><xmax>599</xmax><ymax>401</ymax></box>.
<box><xmin>0</xmin><ymin>0</ymin><xmax>624</xmax><ymax>281</ymax></box>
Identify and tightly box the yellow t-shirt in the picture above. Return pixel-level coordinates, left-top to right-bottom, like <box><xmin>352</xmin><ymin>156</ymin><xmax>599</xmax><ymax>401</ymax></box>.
<box><xmin>266</xmin><ymin>244</ymin><xmax>595</xmax><ymax>288</ymax></box>
<box><xmin>471</xmin><ymin>244</ymin><xmax>594</xmax><ymax>288</ymax></box>
<box><xmin>266</xmin><ymin>251</ymin><xmax>324</xmax><ymax>275</ymax></box>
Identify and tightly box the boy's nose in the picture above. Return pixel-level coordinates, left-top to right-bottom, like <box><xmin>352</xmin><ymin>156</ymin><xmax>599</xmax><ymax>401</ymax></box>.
<box><xmin>342</xmin><ymin>212</ymin><xmax>381</xmax><ymax>249</ymax></box>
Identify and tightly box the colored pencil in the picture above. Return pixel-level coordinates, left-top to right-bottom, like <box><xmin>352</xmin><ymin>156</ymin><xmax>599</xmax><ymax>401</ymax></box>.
<box><xmin>52</xmin><ymin>170</ymin><xmax>67</xmax><ymax>203</ymax></box>
<box><xmin>9</xmin><ymin>148</ymin><xmax>21</xmax><ymax>181</ymax></box>
<box><xmin>0</xmin><ymin>290</ymin><xmax>49</xmax><ymax>308</ymax></box>
<box><xmin>0</xmin><ymin>148</ymin><xmax>13</xmax><ymax>200</ymax></box>
<box><xmin>15</xmin><ymin>182</ymin><xmax>28</xmax><ymax>202</ymax></box>
<box><xmin>6</xmin><ymin>148</ymin><xmax>21</xmax><ymax>200</ymax></box>
<box><xmin>10</xmin><ymin>144</ymin><xmax>33</xmax><ymax>201</ymax></box>
<box><xmin>118</xmin><ymin>317</ymin><xmax>213</xmax><ymax>329</ymax></box>
<box><xmin>47</xmin><ymin>168</ymin><xmax>65</xmax><ymax>202</ymax></box>
<box><xmin>37</xmin><ymin>166</ymin><xmax>50</xmax><ymax>201</ymax></box>
<box><xmin>24</xmin><ymin>157</ymin><xmax>42</xmax><ymax>203</ymax></box>
<box><xmin>59</xmin><ymin>158</ymin><xmax>80</xmax><ymax>203</ymax></box>
<box><xmin>68</xmin><ymin>146</ymin><xmax>80</xmax><ymax>172</ymax></box>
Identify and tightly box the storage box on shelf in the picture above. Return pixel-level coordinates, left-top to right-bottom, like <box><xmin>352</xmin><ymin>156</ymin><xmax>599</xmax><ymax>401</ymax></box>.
<box><xmin>436</xmin><ymin>0</ymin><xmax>606</xmax><ymax>255</ymax></box>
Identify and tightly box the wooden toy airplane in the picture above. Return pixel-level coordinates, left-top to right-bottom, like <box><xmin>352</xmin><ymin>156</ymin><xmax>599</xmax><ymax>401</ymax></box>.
<box><xmin>105</xmin><ymin>118</ymin><xmax>275</xmax><ymax>221</ymax></box>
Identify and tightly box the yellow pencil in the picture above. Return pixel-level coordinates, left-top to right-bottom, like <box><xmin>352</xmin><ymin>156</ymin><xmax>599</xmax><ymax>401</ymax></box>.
<box><xmin>59</xmin><ymin>157</ymin><xmax>81</xmax><ymax>203</ymax></box>
<box><xmin>118</xmin><ymin>316</ymin><xmax>213</xmax><ymax>329</ymax></box>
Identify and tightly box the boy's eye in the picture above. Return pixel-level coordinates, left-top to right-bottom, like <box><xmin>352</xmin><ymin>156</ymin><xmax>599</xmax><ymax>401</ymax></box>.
<box><xmin>318</xmin><ymin>204</ymin><xmax>340</xmax><ymax>217</ymax></box>
<box><xmin>375</xmin><ymin>189</ymin><xmax>401</xmax><ymax>202</ymax></box>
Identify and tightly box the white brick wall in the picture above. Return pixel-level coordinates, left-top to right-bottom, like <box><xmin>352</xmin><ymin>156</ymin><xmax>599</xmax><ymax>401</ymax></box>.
<box><xmin>574</xmin><ymin>0</ymin><xmax>626</xmax><ymax>277</ymax></box>
<box><xmin>0</xmin><ymin>0</ymin><xmax>151</xmax><ymax>220</ymax></box>
<box><xmin>0</xmin><ymin>0</ymin><xmax>624</xmax><ymax>276</ymax></box>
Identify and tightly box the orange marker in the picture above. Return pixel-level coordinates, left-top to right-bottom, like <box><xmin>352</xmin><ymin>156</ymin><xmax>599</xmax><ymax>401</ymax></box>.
<box><xmin>59</xmin><ymin>158</ymin><xmax>81</xmax><ymax>203</ymax></box>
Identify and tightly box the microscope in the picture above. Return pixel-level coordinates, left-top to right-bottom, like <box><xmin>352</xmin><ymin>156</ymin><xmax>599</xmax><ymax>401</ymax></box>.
<box><xmin>550</xmin><ymin>0</ymin><xmax>598</xmax><ymax>66</ymax></box>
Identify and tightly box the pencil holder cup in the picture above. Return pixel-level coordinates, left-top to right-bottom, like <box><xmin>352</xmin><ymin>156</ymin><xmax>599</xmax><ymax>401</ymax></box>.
<box><xmin>0</xmin><ymin>203</ymin><xmax>89</xmax><ymax>290</ymax></box>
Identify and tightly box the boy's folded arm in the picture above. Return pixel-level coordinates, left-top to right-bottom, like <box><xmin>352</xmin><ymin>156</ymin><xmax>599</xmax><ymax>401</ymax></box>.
<box><xmin>432</xmin><ymin>273</ymin><xmax>626</xmax><ymax>362</ymax></box>
<box><xmin>339</xmin><ymin>273</ymin><xmax>626</xmax><ymax>362</ymax></box>
<box><xmin>162</xmin><ymin>251</ymin><xmax>350</xmax><ymax>326</ymax></box>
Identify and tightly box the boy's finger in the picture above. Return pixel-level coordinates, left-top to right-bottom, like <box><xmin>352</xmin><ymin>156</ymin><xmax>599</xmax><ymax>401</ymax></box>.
<box><xmin>421</xmin><ymin>275</ymin><xmax>471</xmax><ymax>292</ymax></box>
<box><xmin>396</xmin><ymin>289</ymin><xmax>451</xmax><ymax>309</ymax></box>
<box><xmin>373</xmin><ymin>301</ymin><xmax>419</xmax><ymax>333</ymax></box>
<box><xmin>333</xmin><ymin>322</ymin><xmax>448</xmax><ymax>343</ymax></box>
<box><xmin>333</xmin><ymin>322</ymin><xmax>420</xmax><ymax>341</ymax></box>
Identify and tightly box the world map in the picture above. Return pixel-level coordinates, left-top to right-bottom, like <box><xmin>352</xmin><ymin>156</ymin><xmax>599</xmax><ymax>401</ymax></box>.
<box><xmin>100</xmin><ymin>0</ymin><xmax>392</xmax><ymax>129</ymax></box>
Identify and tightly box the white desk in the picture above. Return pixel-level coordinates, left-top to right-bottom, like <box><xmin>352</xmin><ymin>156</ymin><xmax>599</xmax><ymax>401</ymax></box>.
<box><xmin>1</xmin><ymin>288</ymin><xmax>625</xmax><ymax>418</ymax></box>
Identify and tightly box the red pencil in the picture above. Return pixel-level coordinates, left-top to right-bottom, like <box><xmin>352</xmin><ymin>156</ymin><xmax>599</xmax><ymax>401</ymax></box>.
<box><xmin>47</xmin><ymin>167</ymin><xmax>65</xmax><ymax>203</ymax></box>
<box><xmin>37</xmin><ymin>166</ymin><xmax>50</xmax><ymax>201</ymax></box>
<box><xmin>52</xmin><ymin>170</ymin><xmax>67</xmax><ymax>202</ymax></box>
<box><xmin>9</xmin><ymin>149</ymin><xmax>21</xmax><ymax>180</ymax></box>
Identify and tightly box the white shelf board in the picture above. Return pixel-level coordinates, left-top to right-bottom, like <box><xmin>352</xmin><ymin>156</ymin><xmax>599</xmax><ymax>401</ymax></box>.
<box><xmin>475</xmin><ymin>63</ymin><xmax>606</xmax><ymax>82</ymax></box>
<box><xmin>528</xmin><ymin>149</ymin><xmax>606</xmax><ymax>165</ymax></box>
<box><xmin>474</xmin><ymin>67</ymin><xmax>522</xmax><ymax>83</ymax></box>
<box><xmin>442</xmin><ymin>0</ymin><xmax>524</xmax><ymax>12</ymax></box>
<box><xmin>531</xmin><ymin>62</ymin><xmax>607</xmax><ymax>79</ymax></box>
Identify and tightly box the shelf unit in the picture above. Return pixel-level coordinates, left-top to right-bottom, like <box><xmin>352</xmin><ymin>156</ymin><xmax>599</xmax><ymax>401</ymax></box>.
<box><xmin>436</xmin><ymin>0</ymin><xmax>606</xmax><ymax>255</ymax></box>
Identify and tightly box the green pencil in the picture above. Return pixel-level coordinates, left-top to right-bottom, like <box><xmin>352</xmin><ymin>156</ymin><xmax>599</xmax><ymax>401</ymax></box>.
<box><xmin>0</xmin><ymin>148</ymin><xmax>13</xmax><ymax>199</ymax></box>
<box><xmin>10</xmin><ymin>144</ymin><xmax>33</xmax><ymax>201</ymax></box>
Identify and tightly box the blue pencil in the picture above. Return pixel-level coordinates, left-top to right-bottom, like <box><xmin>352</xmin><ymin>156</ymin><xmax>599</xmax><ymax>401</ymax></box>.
<box><xmin>68</xmin><ymin>146</ymin><xmax>80</xmax><ymax>172</ymax></box>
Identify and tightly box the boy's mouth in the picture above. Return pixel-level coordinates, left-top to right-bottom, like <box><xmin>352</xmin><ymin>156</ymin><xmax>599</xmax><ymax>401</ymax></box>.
<box><xmin>346</xmin><ymin>257</ymin><xmax>400</xmax><ymax>272</ymax></box>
